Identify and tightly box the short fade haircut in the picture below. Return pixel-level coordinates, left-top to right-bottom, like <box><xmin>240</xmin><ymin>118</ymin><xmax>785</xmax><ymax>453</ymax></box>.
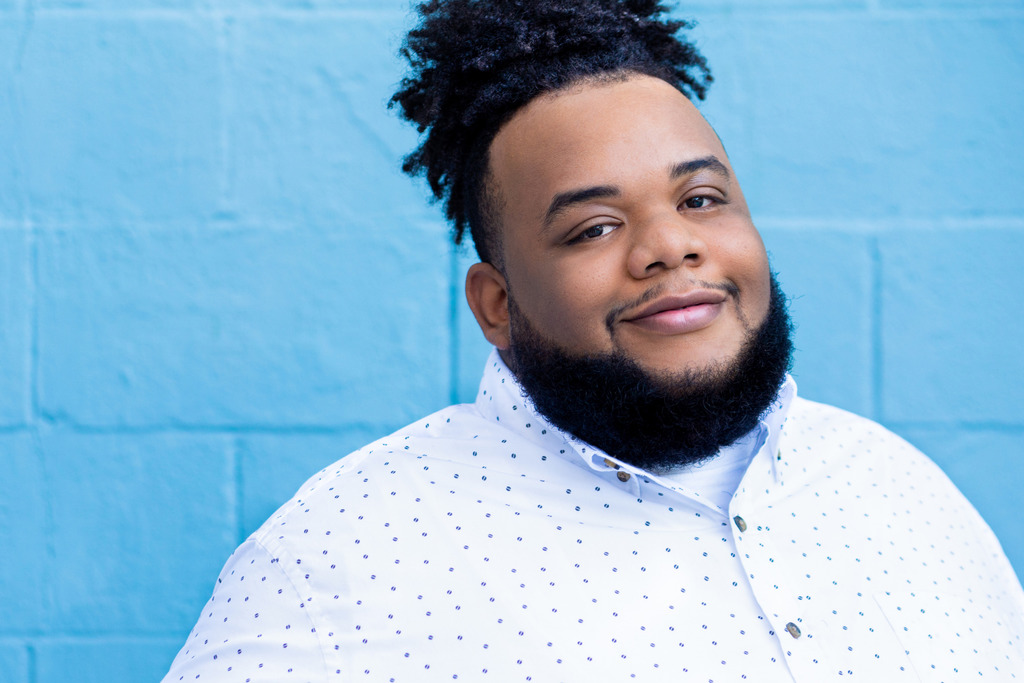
<box><xmin>389</xmin><ymin>0</ymin><xmax>712</xmax><ymax>265</ymax></box>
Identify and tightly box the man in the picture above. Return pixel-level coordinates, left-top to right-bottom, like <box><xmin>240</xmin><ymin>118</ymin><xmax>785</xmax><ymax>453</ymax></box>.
<box><xmin>164</xmin><ymin>0</ymin><xmax>1024</xmax><ymax>680</ymax></box>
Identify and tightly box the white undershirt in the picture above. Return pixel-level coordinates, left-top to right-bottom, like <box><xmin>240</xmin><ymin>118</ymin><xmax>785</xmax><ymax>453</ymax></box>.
<box><xmin>656</xmin><ymin>429</ymin><xmax>762</xmax><ymax>511</ymax></box>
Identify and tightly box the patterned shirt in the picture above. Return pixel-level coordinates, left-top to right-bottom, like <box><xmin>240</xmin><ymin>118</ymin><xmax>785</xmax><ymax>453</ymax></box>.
<box><xmin>164</xmin><ymin>350</ymin><xmax>1024</xmax><ymax>682</ymax></box>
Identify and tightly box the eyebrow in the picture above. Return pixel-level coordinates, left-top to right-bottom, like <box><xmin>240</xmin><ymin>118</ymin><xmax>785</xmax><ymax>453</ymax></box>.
<box><xmin>670</xmin><ymin>155</ymin><xmax>730</xmax><ymax>181</ymax></box>
<box><xmin>543</xmin><ymin>185</ymin><xmax>620</xmax><ymax>231</ymax></box>
<box><xmin>542</xmin><ymin>156</ymin><xmax>731</xmax><ymax>231</ymax></box>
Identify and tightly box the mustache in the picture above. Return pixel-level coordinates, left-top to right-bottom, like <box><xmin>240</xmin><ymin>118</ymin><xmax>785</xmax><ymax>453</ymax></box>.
<box><xmin>604</xmin><ymin>279</ymin><xmax>740</xmax><ymax>334</ymax></box>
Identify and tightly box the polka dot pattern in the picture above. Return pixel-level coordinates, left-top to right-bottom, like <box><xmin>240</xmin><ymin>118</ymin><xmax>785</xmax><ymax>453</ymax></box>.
<box><xmin>164</xmin><ymin>350</ymin><xmax>1024</xmax><ymax>682</ymax></box>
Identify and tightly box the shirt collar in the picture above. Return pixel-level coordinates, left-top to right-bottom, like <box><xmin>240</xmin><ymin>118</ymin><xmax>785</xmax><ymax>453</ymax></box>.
<box><xmin>474</xmin><ymin>348</ymin><xmax>797</xmax><ymax>501</ymax></box>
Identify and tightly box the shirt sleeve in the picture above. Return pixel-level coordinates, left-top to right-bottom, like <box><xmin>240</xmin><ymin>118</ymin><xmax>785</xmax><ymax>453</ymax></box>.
<box><xmin>162</xmin><ymin>537</ymin><xmax>330</xmax><ymax>683</ymax></box>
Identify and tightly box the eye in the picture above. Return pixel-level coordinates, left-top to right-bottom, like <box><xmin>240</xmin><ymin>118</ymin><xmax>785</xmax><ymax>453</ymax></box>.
<box><xmin>569</xmin><ymin>223</ymin><xmax>618</xmax><ymax>244</ymax></box>
<box><xmin>683</xmin><ymin>195</ymin><xmax>717</xmax><ymax>209</ymax></box>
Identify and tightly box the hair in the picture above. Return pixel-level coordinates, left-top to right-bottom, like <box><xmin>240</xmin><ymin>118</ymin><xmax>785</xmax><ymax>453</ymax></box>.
<box><xmin>389</xmin><ymin>0</ymin><xmax>712</xmax><ymax>264</ymax></box>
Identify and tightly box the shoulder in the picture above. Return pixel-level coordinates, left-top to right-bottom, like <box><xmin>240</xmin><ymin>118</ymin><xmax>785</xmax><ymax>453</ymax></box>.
<box><xmin>786</xmin><ymin>395</ymin><xmax>902</xmax><ymax>442</ymax></box>
<box><xmin>248</xmin><ymin>400</ymin><xmax>539</xmax><ymax>543</ymax></box>
<box><xmin>777</xmin><ymin>397</ymin><xmax>1005</xmax><ymax>560</ymax></box>
<box><xmin>779</xmin><ymin>395</ymin><xmax>1024</xmax><ymax>602</ymax></box>
<box><xmin>779</xmin><ymin>396</ymin><xmax>961</xmax><ymax>502</ymax></box>
<box><xmin>784</xmin><ymin>396</ymin><xmax>926</xmax><ymax>461</ymax></box>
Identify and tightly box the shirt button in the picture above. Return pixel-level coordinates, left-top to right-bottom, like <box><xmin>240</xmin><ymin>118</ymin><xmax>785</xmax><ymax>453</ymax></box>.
<box><xmin>617</xmin><ymin>471</ymin><xmax>631</xmax><ymax>482</ymax></box>
<box><xmin>785</xmin><ymin>622</ymin><xmax>801</xmax><ymax>639</ymax></box>
<box><xmin>733</xmin><ymin>515</ymin><xmax>747</xmax><ymax>532</ymax></box>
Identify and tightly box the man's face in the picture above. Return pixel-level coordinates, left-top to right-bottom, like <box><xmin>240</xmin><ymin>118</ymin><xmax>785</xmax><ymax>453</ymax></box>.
<box><xmin>485</xmin><ymin>75</ymin><xmax>771</xmax><ymax>378</ymax></box>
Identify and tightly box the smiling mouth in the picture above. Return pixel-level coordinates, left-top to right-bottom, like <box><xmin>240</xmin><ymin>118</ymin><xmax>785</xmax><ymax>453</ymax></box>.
<box><xmin>613</xmin><ymin>287</ymin><xmax>732</xmax><ymax>336</ymax></box>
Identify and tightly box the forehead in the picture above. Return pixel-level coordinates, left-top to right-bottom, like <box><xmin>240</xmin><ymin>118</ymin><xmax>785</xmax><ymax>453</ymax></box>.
<box><xmin>487</xmin><ymin>76</ymin><xmax>727</xmax><ymax>221</ymax></box>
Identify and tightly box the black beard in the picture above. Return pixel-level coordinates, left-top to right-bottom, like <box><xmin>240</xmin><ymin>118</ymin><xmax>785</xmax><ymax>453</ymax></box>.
<box><xmin>506</xmin><ymin>275</ymin><xmax>793</xmax><ymax>471</ymax></box>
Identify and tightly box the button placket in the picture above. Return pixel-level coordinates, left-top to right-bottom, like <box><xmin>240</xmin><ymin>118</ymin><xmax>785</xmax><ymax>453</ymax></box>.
<box><xmin>729</xmin><ymin>483</ymin><xmax>821</xmax><ymax>670</ymax></box>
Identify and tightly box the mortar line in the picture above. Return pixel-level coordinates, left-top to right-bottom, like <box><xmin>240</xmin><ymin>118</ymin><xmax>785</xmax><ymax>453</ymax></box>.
<box><xmin>14</xmin><ymin>0</ymin><xmax>34</xmax><ymax>70</ymax></box>
<box><xmin>19</xmin><ymin>0</ymin><xmax>37</xmax><ymax>431</ymax></box>
<box><xmin>14</xmin><ymin>7</ymin><xmax>412</xmax><ymax>20</ymax></box>
<box><xmin>232</xmin><ymin>436</ymin><xmax>245</xmax><ymax>545</ymax></box>
<box><xmin>0</xmin><ymin>426</ymin><xmax>32</xmax><ymax>434</ymax></box>
<box><xmin>36</xmin><ymin>422</ymin><xmax>390</xmax><ymax>436</ymax></box>
<box><xmin>30</xmin><ymin>423</ymin><xmax>57</xmax><ymax>651</ymax></box>
<box><xmin>26</xmin><ymin>641</ymin><xmax>36</xmax><ymax>683</ymax></box>
<box><xmin>7</xmin><ymin>633</ymin><xmax>190</xmax><ymax>644</ymax></box>
<box><xmin>215</xmin><ymin>12</ymin><xmax>236</xmax><ymax>221</ymax></box>
<box><xmin>13</xmin><ymin>5</ymin><xmax>1024</xmax><ymax>20</ymax></box>
<box><xmin>870</xmin><ymin>235</ymin><xmax>884</xmax><ymax>423</ymax></box>
<box><xmin>448</xmin><ymin>246</ymin><xmax>461</xmax><ymax>405</ymax></box>
<box><xmin>19</xmin><ymin>209</ymin><xmax>50</xmax><ymax>681</ymax></box>
<box><xmin>28</xmin><ymin>221</ymin><xmax>38</xmax><ymax>427</ymax></box>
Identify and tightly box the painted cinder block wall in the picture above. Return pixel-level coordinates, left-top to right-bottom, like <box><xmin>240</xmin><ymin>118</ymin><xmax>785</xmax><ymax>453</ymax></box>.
<box><xmin>1</xmin><ymin>1</ymin><xmax>1021</xmax><ymax>680</ymax></box>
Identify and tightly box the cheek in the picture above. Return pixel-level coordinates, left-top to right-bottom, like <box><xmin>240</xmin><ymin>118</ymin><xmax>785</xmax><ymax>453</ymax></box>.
<box><xmin>711</xmin><ymin>227</ymin><xmax>770</xmax><ymax>314</ymax></box>
<box><xmin>517</xmin><ymin>260</ymin><xmax>618</xmax><ymax>346</ymax></box>
<box><xmin>538</xmin><ymin>274</ymin><xmax>602</xmax><ymax>329</ymax></box>
<box><xmin>735</xmin><ymin>247</ymin><xmax>772</xmax><ymax>323</ymax></box>
<box><xmin>751</xmin><ymin>269</ymin><xmax>773</xmax><ymax>326</ymax></box>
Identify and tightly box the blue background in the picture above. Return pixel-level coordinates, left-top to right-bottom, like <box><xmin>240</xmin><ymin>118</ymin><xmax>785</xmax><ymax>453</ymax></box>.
<box><xmin>1</xmin><ymin>1</ymin><xmax>1022</xmax><ymax>680</ymax></box>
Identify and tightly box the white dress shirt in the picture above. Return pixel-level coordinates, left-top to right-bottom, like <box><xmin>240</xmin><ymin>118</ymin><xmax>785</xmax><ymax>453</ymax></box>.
<box><xmin>165</xmin><ymin>350</ymin><xmax>1024</xmax><ymax>682</ymax></box>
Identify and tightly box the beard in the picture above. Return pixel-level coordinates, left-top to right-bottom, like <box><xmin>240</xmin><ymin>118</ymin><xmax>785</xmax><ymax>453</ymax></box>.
<box><xmin>505</xmin><ymin>275</ymin><xmax>793</xmax><ymax>471</ymax></box>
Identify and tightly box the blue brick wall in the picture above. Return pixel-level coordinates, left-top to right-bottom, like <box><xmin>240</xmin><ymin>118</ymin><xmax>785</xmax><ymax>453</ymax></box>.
<box><xmin>1</xmin><ymin>2</ymin><xmax>1021</xmax><ymax>680</ymax></box>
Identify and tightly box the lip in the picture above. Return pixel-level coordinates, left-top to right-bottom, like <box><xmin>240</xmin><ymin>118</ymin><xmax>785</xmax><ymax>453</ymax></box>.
<box><xmin>621</xmin><ymin>289</ymin><xmax>728</xmax><ymax>335</ymax></box>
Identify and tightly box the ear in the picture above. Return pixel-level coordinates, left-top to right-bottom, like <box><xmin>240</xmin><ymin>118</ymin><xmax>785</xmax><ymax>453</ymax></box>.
<box><xmin>465</xmin><ymin>262</ymin><xmax>511</xmax><ymax>350</ymax></box>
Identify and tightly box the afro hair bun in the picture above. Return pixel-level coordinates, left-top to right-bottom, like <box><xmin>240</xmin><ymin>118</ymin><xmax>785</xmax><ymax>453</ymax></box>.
<box><xmin>390</xmin><ymin>0</ymin><xmax>712</xmax><ymax>262</ymax></box>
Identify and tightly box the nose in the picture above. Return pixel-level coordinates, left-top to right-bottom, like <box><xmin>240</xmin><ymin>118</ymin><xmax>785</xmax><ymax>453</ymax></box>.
<box><xmin>626</xmin><ymin>213</ymin><xmax>706</xmax><ymax>279</ymax></box>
